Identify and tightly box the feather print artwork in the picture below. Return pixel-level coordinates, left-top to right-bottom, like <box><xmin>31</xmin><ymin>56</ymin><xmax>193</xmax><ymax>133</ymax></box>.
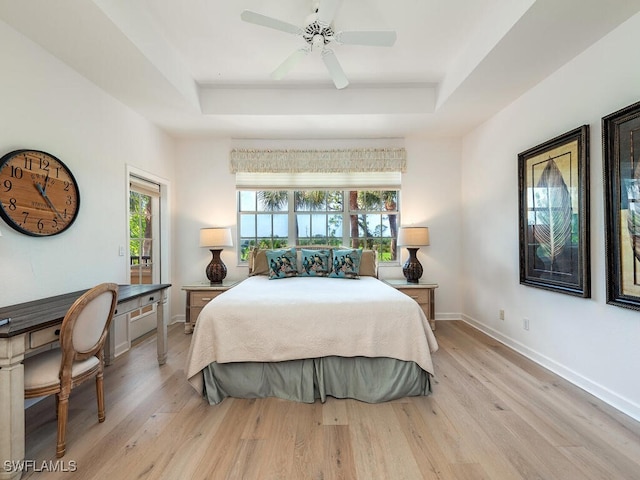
<box><xmin>533</xmin><ymin>158</ymin><xmax>573</xmax><ymax>267</ymax></box>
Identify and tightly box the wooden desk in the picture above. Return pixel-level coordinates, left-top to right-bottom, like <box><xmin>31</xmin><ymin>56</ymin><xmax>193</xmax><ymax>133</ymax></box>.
<box><xmin>0</xmin><ymin>283</ymin><xmax>170</xmax><ymax>480</ymax></box>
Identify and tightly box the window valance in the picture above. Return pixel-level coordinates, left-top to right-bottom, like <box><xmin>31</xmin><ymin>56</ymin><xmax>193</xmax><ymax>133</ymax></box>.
<box><xmin>230</xmin><ymin>148</ymin><xmax>406</xmax><ymax>189</ymax></box>
<box><xmin>229</xmin><ymin>148</ymin><xmax>406</xmax><ymax>173</ymax></box>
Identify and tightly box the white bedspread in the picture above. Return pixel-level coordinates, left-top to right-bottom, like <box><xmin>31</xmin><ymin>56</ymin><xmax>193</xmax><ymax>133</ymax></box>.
<box><xmin>186</xmin><ymin>276</ymin><xmax>439</xmax><ymax>392</ymax></box>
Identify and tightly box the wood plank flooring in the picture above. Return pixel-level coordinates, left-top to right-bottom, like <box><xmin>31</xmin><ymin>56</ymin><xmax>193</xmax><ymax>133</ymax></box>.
<box><xmin>21</xmin><ymin>320</ymin><xmax>640</xmax><ymax>479</ymax></box>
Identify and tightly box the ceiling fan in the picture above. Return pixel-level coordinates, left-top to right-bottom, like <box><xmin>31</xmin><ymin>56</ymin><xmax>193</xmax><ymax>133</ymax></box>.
<box><xmin>240</xmin><ymin>0</ymin><xmax>396</xmax><ymax>89</ymax></box>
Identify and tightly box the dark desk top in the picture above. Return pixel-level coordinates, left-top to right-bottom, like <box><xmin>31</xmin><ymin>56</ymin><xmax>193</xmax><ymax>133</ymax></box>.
<box><xmin>0</xmin><ymin>284</ymin><xmax>171</xmax><ymax>338</ymax></box>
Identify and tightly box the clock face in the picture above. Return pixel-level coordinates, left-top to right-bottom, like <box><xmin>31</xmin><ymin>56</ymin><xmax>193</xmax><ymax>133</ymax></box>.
<box><xmin>0</xmin><ymin>150</ymin><xmax>80</xmax><ymax>236</ymax></box>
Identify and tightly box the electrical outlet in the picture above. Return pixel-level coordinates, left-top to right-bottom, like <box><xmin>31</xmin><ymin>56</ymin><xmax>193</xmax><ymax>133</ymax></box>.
<box><xmin>499</xmin><ymin>309</ymin><xmax>505</xmax><ymax>320</ymax></box>
<box><xmin>523</xmin><ymin>318</ymin><xmax>530</xmax><ymax>330</ymax></box>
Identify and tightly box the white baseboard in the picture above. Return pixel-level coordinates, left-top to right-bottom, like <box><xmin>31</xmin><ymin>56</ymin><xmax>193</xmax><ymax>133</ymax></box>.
<box><xmin>461</xmin><ymin>314</ymin><xmax>640</xmax><ymax>423</ymax></box>
<box><xmin>434</xmin><ymin>313</ymin><xmax>460</xmax><ymax>321</ymax></box>
<box><xmin>114</xmin><ymin>338</ymin><xmax>131</xmax><ymax>358</ymax></box>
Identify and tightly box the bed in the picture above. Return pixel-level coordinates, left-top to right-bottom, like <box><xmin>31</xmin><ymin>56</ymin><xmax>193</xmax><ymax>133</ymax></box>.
<box><xmin>185</xmin><ymin>248</ymin><xmax>439</xmax><ymax>405</ymax></box>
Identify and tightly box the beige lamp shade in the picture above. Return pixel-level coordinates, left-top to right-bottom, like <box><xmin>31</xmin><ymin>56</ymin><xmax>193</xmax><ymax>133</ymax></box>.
<box><xmin>199</xmin><ymin>227</ymin><xmax>233</xmax><ymax>248</ymax></box>
<box><xmin>397</xmin><ymin>227</ymin><xmax>430</xmax><ymax>247</ymax></box>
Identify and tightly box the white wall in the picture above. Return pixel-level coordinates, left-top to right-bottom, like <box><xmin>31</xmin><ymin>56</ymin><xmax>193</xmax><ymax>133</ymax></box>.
<box><xmin>0</xmin><ymin>20</ymin><xmax>175</xmax><ymax>306</ymax></box>
<box><xmin>461</xmin><ymin>12</ymin><xmax>640</xmax><ymax>420</ymax></box>
<box><xmin>172</xmin><ymin>137</ymin><xmax>463</xmax><ymax>320</ymax></box>
<box><xmin>171</xmin><ymin>138</ymin><xmax>235</xmax><ymax>314</ymax></box>
<box><xmin>401</xmin><ymin>137</ymin><xmax>462</xmax><ymax>318</ymax></box>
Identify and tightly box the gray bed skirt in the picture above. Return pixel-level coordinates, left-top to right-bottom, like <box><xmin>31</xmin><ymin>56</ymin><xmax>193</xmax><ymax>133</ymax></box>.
<box><xmin>202</xmin><ymin>356</ymin><xmax>432</xmax><ymax>405</ymax></box>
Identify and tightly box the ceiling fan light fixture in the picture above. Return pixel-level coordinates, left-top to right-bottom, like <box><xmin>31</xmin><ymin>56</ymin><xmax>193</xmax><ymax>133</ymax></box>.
<box><xmin>303</xmin><ymin>21</ymin><xmax>334</xmax><ymax>46</ymax></box>
<box><xmin>312</xmin><ymin>35</ymin><xmax>325</xmax><ymax>50</ymax></box>
<box><xmin>240</xmin><ymin>0</ymin><xmax>395</xmax><ymax>89</ymax></box>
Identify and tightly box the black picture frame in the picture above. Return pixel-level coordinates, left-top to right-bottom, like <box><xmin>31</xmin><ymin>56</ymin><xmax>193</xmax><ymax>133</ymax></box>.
<box><xmin>603</xmin><ymin>100</ymin><xmax>640</xmax><ymax>310</ymax></box>
<box><xmin>518</xmin><ymin>125</ymin><xmax>590</xmax><ymax>297</ymax></box>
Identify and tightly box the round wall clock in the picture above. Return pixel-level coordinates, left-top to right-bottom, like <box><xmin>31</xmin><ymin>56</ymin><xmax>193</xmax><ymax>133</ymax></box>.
<box><xmin>0</xmin><ymin>149</ymin><xmax>80</xmax><ymax>236</ymax></box>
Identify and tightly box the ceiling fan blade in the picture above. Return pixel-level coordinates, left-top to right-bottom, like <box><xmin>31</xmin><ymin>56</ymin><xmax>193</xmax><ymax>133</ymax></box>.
<box><xmin>271</xmin><ymin>48</ymin><xmax>310</xmax><ymax>80</ymax></box>
<box><xmin>317</xmin><ymin>0</ymin><xmax>341</xmax><ymax>26</ymax></box>
<box><xmin>321</xmin><ymin>49</ymin><xmax>348</xmax><ymax>89</ymax></box>
<box><xmin>240</xmin><ymin>10</ymin><xmax>301</xmax><ymax>35</ymax></box>
<box><xmin>336</xmin><ymin>30</ymin><xmax>397</xmax><ymax>47</ymax></box>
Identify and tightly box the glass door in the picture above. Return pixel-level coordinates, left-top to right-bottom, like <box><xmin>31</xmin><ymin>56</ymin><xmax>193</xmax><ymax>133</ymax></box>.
<box><xmin>129</xmin><ymin>177</ymin><xmax>160</xmax><ymax>319</ymax></box>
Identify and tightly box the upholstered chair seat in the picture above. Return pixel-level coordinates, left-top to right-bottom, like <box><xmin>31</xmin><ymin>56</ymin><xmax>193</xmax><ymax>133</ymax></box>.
<box><xmin>23</xmin><ymin>283</ymin><xmax>118</xmax><ymax>458</ymax></box>
<box><xmin>24</xmin><ymin>351</ymin><xmax>100</xmax><ymax>390</ymax></box>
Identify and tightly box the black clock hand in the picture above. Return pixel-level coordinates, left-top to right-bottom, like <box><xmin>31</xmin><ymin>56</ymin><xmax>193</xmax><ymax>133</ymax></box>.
<box><xmin>35</xmin><ymin>182</ymin><xmax>65</xmax><ymax>221</ymax></box>
<box><xmin>42</xmin><ymin>194</ymin><xmax>66</xmax><ymax>222</ymax></box>
<box><xmin>42</xmin><ymin>170</ymin><xmax>50</xmax><ymax>194</ymax></box>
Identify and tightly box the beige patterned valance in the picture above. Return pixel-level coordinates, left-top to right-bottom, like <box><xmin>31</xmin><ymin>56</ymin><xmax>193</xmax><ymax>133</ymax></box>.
<box><xmin>229</xmin><ymin>148</ymin><xmax>407</xmax><ymax>174</ymax></box>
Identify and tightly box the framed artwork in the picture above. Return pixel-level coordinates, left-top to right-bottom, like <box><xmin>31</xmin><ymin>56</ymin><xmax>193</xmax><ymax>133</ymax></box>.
<box><xmin>603</xmin><ymin>100</ymin><xmax>640</xmax><ymax>309</ymax></box>
<box><xmin>518</xmin><ymin>125</ymin><xmax>590</xmax><ymax>297</ymax></box>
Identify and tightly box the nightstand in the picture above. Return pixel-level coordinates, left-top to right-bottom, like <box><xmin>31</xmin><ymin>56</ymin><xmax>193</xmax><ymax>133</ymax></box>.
<box><xmin>182</xmin><ymin>280</ymin><xmax>239</xmax><ymax>333</ymax></box>
<box><xmin>383</xmin><ymin>279</ymin><xmax>438</xmax><ymax>330</ymax></box>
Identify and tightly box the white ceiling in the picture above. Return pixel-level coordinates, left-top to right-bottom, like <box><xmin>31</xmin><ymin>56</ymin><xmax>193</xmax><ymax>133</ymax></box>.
<box><xmin>1</xmin><ymin>0</ymin><xmax>640</xmax><ymax>139</ymax></box>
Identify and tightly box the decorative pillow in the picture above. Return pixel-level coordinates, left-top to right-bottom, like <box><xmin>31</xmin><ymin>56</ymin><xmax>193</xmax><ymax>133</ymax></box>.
<box><xmin>359</xmin><ymin>249</ymin><xmax>377</xmax><ymax>277</ymax></box>
<box><xmin>329</xmin><ymin>248</ymin><xmax>362</xmax><ymax>279</ymax></box>
<box><xmin>299</xmin><ymin>249</ymin><xmax>331</xmax><ymax>277</ymax></box>
<box><xmin>249</xmin><ymin>248</ymin><xmax>270</xmax><ymax>276</ymax></box>
<box><xmin>265</xmin><ymin>248</ymin><xmax>298</xmax><ymax>279</ymax></box>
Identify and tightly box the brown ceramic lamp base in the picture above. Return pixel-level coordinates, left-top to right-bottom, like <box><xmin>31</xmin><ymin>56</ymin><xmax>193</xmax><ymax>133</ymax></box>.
<box><xmin>205</xmin><ymin>249</ymin><xmax>227</xmax><ymax>284</ymax></box>
<box><xmin>402</xmin><ymin>247</ymin><xmax>423</xmax><ymax>283</ymax></box>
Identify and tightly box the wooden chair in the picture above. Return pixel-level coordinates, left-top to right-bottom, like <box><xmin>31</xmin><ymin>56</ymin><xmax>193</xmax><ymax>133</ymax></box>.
<box><xmin>23</xmin><ymin>283</ymin><xmax>118</xmax><ymax>458</ymax></box>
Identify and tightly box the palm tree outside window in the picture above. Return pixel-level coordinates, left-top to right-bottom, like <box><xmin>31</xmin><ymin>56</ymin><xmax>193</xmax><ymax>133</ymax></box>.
<box><xmin>238</xmin><ymin>189</ymin><xmax>399</xmax><ymax>262</ymax></box>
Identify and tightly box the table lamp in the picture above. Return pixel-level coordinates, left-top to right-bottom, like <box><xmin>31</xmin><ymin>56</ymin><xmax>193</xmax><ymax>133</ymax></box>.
<box><xmin>397</xmin><ymin>226</ymin><xmax>430</xmax><ymax>283</ymax></box>
<box><xmin>199</xmin><ymin>227</ymin><xmax>233</xmax><ymax>284</ymax></box>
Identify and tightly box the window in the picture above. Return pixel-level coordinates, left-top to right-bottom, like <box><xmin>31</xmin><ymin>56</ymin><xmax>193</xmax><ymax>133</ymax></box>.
<box><xmin>348</xmin><ymin>190</ymin><xmax>400</xmax><ymax>262</ymax></box>
<box><xmin>238</xmin><ymin>189</ymin><xmax>399</xmax><ymax>262</ymax></box>
<box><xmin>231</xmin><ymin>148</ymin><xmax>405</xmax><ymax>263</ymax></box>
<box><xmin>295</xmin><ymin>190</ymin><xmax>344</xmax><ymax>247</ymax></box>
<box><xmin>238</xmin><ymin>190</ymin><xmax>290</xmax><ymax>255</ymax></box>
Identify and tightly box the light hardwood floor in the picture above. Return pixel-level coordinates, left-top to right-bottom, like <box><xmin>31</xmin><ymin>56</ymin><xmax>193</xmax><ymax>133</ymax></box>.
<box><xmin>21</xmin><ymin>320</ymin><xmax>640</xmax><ymax>479</ymax></box>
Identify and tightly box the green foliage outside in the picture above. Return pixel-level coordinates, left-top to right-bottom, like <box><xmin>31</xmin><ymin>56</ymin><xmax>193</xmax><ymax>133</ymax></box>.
<box><xmin>240</xmin><ymin>190</ymin><xmax>399</xmax><ymax>262</ymax></box>
<box><xmin>129</xmin><ymin>191</ymin><xmax>151</xmax><ymax>261</ymax></box>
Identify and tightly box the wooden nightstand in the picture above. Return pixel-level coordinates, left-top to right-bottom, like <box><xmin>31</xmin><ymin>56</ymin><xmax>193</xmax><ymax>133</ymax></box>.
<box><xmin>182</xmin><ymin>280</ymin><xmax>239</xmax><ymax>333</ymax></box>
<box><xmin>383</xmin><ymin>279</ymin><xmax>438</xmax><ymax>330</ymax></box>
